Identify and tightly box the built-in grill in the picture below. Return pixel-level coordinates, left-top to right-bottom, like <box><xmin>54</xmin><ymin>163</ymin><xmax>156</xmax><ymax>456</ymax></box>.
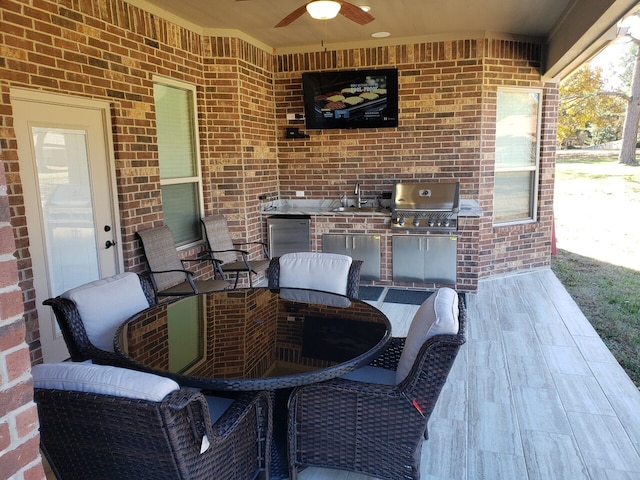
<box><xmin>391</xmin><ymin>182</ymin><xmax>460</xmax><ymax>231</ymax></box>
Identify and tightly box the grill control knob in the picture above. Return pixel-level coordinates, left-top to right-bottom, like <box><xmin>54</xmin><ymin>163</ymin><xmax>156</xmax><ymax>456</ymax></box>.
<box><xmin>428</xmin><ymin>219</ymin><xmax>435</xmax><ymax>227</ymax></box>
<box><xmin>444</xmin><ymin>219</ymin><xmax>450</xmax><ymax>227</ymax></box>
<box><xmin>412</xmin><ymin>218</ymin><xmax>420</xmax><ymax>227</ymax></box>
<box><xmin>398</xmin><ymin>218</ymin><xmax>405</xmax><ymax>226</ymax></box>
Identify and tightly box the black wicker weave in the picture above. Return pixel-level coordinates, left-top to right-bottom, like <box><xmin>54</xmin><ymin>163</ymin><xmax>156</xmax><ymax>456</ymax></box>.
<box><xmin>266</xmin><ymin>256</ymin><xmax>363</xmax><ymax>298</ymax></box>
<box><xmin>287</xmin><ymin>293</ymin><xmax>467</xmax><ymax>480</ymax></box>
<box><xmin>35</xmin><ymin>385</ymin><xmax>271</xmax><ymax>480</ymax></box>
<box><xmin>42</xmin><ymin>273</ymin><xmax>155</xmax><ymax>365</ymax></box>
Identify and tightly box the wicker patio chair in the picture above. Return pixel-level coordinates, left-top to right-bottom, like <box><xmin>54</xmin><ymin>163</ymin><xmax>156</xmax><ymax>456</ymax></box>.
<box><xmin>43</xmin><ymin>272</ymin><xmax>155</xmax><ymax>365</ymax></box>
<box><xmin>137</xmin><ymin>225</ymin><xmax>228</xmax><ymax>300</ymax></box>
<box><xmin>32</xmin><ymin>362</ymin><xmax>271</xmax><ymax>480</ymax></box>
<box><xmin>201</xmin><ymin>214</ymin><xmax>270</xmax><ymax>288</ymax></box>
<box><xmin>287</xmin><ymin>287</ymin><xmax>466</xmax><ymax>480</ymax></box>
<box><xmin>267</xmin><ymin>252</ymin><xmax>363</xmax><ymax>298</ymax></box>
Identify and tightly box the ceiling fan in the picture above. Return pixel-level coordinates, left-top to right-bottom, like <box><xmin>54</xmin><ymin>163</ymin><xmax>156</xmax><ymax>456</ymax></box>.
<box><xmin>238</xmin><ymin>1</ymin><xmax>375</xmax><ymax>28</ymax></box>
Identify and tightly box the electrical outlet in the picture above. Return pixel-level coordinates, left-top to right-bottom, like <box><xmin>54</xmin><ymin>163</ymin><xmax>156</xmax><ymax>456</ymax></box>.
<box><xmin>286</xmin><ymin>113</ymin><xmax>296</xmax><ymax>120</ymax></box>
<box><xmin>296</xmin><ymin>191</ymin><xmax>304</xmax><ymax>197</ymax></box>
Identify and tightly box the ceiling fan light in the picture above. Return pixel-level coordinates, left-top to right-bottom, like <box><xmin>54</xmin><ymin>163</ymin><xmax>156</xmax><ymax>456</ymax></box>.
<box><xmin>306</xmin><ymin>1</ymin><xmax>342</xmax><ymax>20</ymax></box>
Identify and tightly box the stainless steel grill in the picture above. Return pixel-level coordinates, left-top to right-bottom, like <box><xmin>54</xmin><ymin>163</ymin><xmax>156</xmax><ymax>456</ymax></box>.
<box><xmin>391</xmin><ymin>182</ymin><xmax>460</xmax><ymax>231</ymax></box>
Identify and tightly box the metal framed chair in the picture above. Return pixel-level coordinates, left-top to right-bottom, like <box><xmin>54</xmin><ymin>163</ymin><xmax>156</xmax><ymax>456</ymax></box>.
<box><xmin>32</xmin><ymin>362</ymin><xmax>271</xmax><ymax>480</ymax></box>
<box><xmin>201</xmin><ymin>215</ymin><xmax>270</xmax><ymax>288</ymax></box>
<box><xmin>287</xmin><ymin>288</ymin><xmax>466</xmax><ymax>480</ymax></box>
<box><xmin>267</xmin><ymin>252</ymin><xmax>363</xmax><ymax>298</ymax></box>
<box><xmin>43</xmin><ymin>272</ymin><xmax>155</xmax><ymax>365</ymax></box>
<box><xmin>137</xmin><ymin>226</ymin><xmax>228</xmax><ymax>300</ymax></box>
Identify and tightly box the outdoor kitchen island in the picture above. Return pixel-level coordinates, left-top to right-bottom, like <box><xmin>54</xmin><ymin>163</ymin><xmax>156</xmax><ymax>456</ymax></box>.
<box><xmin>260</xmin><ymin>195</ymin><xmax>481</xmax><ymax>293</ymax></box>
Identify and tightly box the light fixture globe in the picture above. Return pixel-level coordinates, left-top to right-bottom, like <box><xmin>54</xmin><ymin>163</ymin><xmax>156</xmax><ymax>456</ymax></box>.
<box><xmin>306</xmin><ymin>1</ymin><xmax>342</xmax><ymax>20</ymax></box>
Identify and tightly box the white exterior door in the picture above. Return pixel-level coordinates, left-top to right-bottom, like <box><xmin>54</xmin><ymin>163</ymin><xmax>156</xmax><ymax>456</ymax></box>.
<box><xmin>11</xmin><ymin>89</ymin><xmax>123</xmax><ymax>362</ymax></box>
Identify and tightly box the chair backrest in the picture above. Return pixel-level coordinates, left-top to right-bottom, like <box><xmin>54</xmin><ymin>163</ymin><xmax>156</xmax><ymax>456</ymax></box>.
<box><xmin>137</xmin><ymin>226</ymin><xmax>188</xmax><ymax>292</ymax></box>
<box><xmin>277</xmin><ymin>252</ymin><xmax>353</xmax><ymax>295</ymax></box>
<box><xmin>60</xmin><ymin>272</ymin><xmax>151</xmax><ymax>352</ymax></box>
<box><xmin>201</xmin><ymin>214</ymin><xmax>237</xmax><ymax>265</ymax></box>
<box><xmin>395</xmin><ymin>287</ymin><xmax>461</xmax><ymax>384</ymax></box>
<box><xmin>44</xmin><ymin>273</ymin><xmax>153</xmax><ymax>362</ymax></box>
<box><xmin>32</xmin><ymin>362</ymin><xmax>205</xmax><ymax>479</ymax></box>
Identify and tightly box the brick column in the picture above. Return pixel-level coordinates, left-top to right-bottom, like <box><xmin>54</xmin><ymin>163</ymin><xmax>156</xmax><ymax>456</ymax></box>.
<box><xmin>0</xmin><ymin>160</ymin><xmax>45</xmax><ymax>479</ymax></box>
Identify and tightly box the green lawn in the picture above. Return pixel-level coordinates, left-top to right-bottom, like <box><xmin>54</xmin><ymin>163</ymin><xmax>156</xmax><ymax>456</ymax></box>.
<box><xmin>552</xmin><ymin>151</ymin><xmax>640</xmax><ymax>387</ymax></box>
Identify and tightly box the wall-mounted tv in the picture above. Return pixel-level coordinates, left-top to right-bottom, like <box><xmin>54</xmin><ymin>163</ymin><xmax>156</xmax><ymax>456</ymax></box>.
<box><xmin>302</xmin><ymin>68</ymin><xmax>398</xmax><ymax>130</ymax></box>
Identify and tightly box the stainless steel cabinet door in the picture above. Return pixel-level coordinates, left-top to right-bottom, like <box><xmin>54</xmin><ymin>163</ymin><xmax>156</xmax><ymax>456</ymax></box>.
<box><xmin>393</xmin><ymin>235</ymin><xmax>457</xmax><ymax>284</ymax></box>
<box><xmin>322</xmin><ymin>234</ymin><xmax>381</xmax><ymax>281</ymax></box>
<box><xmin>267</xmin><ymin>217</ymin><xmax>310</xmax><ymax>258</ymax></box>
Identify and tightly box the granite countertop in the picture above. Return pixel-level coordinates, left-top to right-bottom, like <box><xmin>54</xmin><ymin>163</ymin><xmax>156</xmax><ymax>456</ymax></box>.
<box><xmin>260</xmin><ymin>198</ymin><xmax>482</xmax><ymax>217</ymax></box>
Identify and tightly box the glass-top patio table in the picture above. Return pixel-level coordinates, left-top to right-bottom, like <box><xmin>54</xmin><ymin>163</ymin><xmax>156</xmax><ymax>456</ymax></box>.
<box><xmin>114</xmin><ymin>287</ymin><xmax>391</xmax><ymax>478</ymax></box>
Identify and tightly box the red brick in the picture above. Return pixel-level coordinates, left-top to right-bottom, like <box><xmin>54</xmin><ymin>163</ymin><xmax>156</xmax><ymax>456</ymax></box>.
<box><xmin>6</xmin><ymin>346</ymin><xmax>31</xmax><ymax>382</ymax></box>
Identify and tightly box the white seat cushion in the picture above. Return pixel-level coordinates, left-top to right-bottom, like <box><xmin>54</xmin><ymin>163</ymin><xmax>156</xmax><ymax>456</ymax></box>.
<box><xmin>61</xmin><ymin>272</ymin><xmax>150</xmax><ymax>351</ymax></box>
<box><xmin>32</xmin><ymin>362</ymin><xmax>179</xmax><ymax>402</ymax></box>
<box><xmin>395</xmin><ymin>287</ymin><xmax>460</xmax><ymax>384</ymax></box>
<box><xmin>278</xmin><ymin>252</ymin><xmax>352</xmax><ymax>295</ymax></box>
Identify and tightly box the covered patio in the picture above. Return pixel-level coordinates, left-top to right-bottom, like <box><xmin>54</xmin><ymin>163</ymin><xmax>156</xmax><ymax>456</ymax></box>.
<box><xmin>298</xmin><ymin>269</ymin><xmax>640</xmax><ymax>479</ymax></box>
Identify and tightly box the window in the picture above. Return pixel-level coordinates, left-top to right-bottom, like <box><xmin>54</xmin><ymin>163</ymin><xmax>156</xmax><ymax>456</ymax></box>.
<box><xmin>153</xmin><ymin>77</ymin><xmax>204</xmax><ymax>246</ymax></box>
<box><xmin>493</xmin><ymin>88</ymin><xmax>542</xmax><ymax>225</ymax></box>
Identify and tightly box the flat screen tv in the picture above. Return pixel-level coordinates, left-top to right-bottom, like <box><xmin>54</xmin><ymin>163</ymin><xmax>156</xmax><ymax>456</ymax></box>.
<box><xmin>302</xmin><ymin>68</ymin><xmax>398</xmax><ymax>130</ymax></box>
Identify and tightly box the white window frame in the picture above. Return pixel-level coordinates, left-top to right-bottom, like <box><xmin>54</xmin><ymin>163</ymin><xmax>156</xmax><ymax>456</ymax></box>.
<box><xmin>153</xmin><ymin>75</ymin><xmax>205</xmax><ymax>248</ymax></box>
<box><xmin>493</xmin><ymin>87</ymin><xmax>543</xmax><ymax>226</ymax></box>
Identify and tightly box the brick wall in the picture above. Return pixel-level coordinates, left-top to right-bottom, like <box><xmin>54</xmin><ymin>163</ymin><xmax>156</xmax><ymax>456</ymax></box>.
<box><xmin>0</xmin><ymin>160</ymin><xmax>44</xmax><ymax>479</ymax></box>
<box><xmin>273</xmin><ymin>39</ymin><xmax>556</xmax><ymax>288</ymax></box>
<box><xmin>0</xmin><ymin>0</ymin><xmax>558</xmax><ymax>359</ymax></box>
<box><xmin>0</xmin><ymin>2</ymin><xmax>557</xmax><ymax>475</ymax></box>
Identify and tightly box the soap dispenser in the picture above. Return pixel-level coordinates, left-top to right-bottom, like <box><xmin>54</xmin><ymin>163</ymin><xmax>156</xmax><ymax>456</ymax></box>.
<box><xmin>340</xmin><ymin>193</ymin><xmax>348</xmax><ymax>207</ymax></box>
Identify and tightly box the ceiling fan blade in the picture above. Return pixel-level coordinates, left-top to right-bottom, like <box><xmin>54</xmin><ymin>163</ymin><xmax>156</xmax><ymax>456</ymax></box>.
<box><xmin>339</xmin><ymin>1</ymin><xmax>375</xmax><ymax>25</ymax></box>
<box><xmin>275</xmin><ymin>4</ymin><xmax>308</xmax><ymax>28</ymax></box>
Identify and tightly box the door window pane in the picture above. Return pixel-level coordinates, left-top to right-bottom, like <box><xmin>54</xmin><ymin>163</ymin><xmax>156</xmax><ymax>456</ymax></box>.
<box><xmin>33</xmin><ymin>127</ymin><xmax>99</xmax><ymax>294</ymax></box>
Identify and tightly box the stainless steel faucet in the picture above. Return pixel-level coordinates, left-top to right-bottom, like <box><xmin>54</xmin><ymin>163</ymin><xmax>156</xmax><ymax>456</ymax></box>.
<box><xmin>354</xmin><ymin>183</ymin><xmax>367</xmax><ymax>208</ymax></box>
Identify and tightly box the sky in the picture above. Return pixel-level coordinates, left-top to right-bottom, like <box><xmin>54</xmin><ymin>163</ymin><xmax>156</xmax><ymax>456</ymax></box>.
<box><xmin>589</xmin><ymin>15</ymin><xmax>640</xmax><ymax>89</ymax></box>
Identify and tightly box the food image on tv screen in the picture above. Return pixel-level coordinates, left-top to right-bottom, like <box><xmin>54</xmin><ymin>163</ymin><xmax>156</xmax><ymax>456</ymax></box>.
<box><xmin>303</xmin><ymin>69</ymin><xmax>398</xmax><ymax>129</ymax></box>
<box><xmin>315</xmin><ymin>75</ymin><xmax>387</xmax><ymax>120</ymax></box>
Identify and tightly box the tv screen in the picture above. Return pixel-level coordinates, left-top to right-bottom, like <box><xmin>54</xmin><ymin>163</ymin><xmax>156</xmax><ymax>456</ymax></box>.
<box><xmin>302</xmin><ymin>68</ymin><xmax>398</xmax><ymax>130</ymax></box>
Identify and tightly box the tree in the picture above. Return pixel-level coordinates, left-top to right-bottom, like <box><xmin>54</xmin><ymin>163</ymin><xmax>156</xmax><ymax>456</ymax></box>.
<box><xmin>618</xmin><ymin>35</ymin><xmax>640</xmax><ymax>165</ymax></box>
<box><xmin>558</xmin><ymin>65</ymin><xmax>626</xmax><ymax>149</ymax></box>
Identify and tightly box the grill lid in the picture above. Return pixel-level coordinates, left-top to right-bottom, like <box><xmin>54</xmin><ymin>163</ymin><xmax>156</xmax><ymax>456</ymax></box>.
<box><xmin>391</xmin><ymin>182</ymin><xmax>460</xmax><ymax>213</ymax></box>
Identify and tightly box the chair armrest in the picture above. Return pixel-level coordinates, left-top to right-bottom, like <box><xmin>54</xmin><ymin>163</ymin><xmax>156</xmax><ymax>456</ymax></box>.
<box><xmin>210</xmin><ymin>391</ymin><xmax>271</xmax><ymax>439</ymax></box>
<box><xmin>207</xmin><ymin>248</ymin><xmax>250</xmax><ymax>256</ymax></box>
<box><xmin>152</xmin><ymin>268</ymin><xmax>195</xmax><ymax>276</ymax></box>
<box><xmin>232</xmin><ymin>240</ymin><xmax>269</xmax><ymax>257</ymax></box>
<box><xmin>42</xmin><ymin>297</ymin><xmax>133</xmax><ymax>366</ymax></box>
<box><xmin>179</xmin><ymin>257</ymin><xmax>214</xmax><ymax>266</ymax></box>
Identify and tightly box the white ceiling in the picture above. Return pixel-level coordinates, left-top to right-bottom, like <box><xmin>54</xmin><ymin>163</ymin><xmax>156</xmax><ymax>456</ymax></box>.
<box><xmin>129</xmin><ymin>0</ymin><xmax>640</xmax><ymax>77</ymax></box>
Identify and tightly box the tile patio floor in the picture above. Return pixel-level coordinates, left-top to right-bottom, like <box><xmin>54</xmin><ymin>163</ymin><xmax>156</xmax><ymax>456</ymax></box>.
<box><xmin>299</xmin><ymin>268</ymin><xmax>640</xmax><ymax>479</ymax></box>
<box><xmin>43</xmin><ymin>268</ymin><xmax>640</xmax><ymax>479</ymax></box>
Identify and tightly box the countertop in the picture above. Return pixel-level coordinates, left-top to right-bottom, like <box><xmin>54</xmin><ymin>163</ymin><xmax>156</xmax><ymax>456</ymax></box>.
<box><xmin>260</xmin><ymin>198</ymin><xmax>482</xmax><ymax>217</ymax></box>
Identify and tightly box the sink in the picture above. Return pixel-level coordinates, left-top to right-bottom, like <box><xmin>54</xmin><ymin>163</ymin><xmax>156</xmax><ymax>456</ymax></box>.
<box><xmin>331</xmin><ymin>206</ymin><xmax>380</xmax><ymax>213</ymax></box>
